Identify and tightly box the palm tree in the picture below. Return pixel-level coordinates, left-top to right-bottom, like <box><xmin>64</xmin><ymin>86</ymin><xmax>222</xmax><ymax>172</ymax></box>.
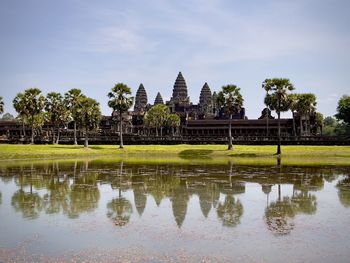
<box><xmin>262</xmin><ymin>79</ymin><xmax>295</xmax><ymax>155</ymax></box>
<box><xmin>64</xmin><ymin>89</ymin><xmax>85</xmax><ymax>145</ymax></box>
<box><xmin>0</xmin><ymin>96</ymin><xmax>4</xmax><ymax>115</ymax></box>
<box><xmin>13</xmin><ymin>88</ymin><xmax>45</xmax><ymax>144</ymax></box>
<box><xmin>287</xmin><ymin>94</ymin><xmax>298</xmax><ymax>137</ymax></box>
<box><xmin>262</xmin><ymin>84</ymin><xmax>271</xmax><ymax>136</ymax></box>
<box><xmin>13</xmin><ymin>93</ymin><xmax>28</xmax><ymax>137</ymax></box>
<box><xmin>45</xmin><ymin>92</ymin><xmax>69</xmax><ymax>144</ymax></box>
<box><xmin>107</xmin><ymin>83</ymin><xmax>134</xmax><ymax>149</ymax></box>
<box><xmin>217</xmin><ymin>85</ymin><xmax>244</xmax><ymax>150</ymax></box>
<box><xmin>294</xmin><ymin>93</ymin><xmax>317</xmax><ymax>136</ymax></box>
<box><xmin>75</xmin><ymin>97</ymin><xmax>101</xmax><ymax>148</ymax></box>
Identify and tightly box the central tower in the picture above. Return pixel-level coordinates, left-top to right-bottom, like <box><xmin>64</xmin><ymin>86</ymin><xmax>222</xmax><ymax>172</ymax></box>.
<box><xmin>171</xmin><ymin>72</ymin><xmax>190</xmax><ymax>105</ymax></box>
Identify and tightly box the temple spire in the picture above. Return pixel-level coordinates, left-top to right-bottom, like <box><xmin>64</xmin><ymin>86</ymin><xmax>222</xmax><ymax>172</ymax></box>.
<box><xmin>154</xmin><ymin>92</ymin><xmax>164</xmax><ymax>105</ymax></box>
<box><xmin>199</xmin><ymin>82</ymin><xmax>213</xmax><ymax>117</ymax></box>
<box><xmin>134</xmin><ymin>83</ymin><xmax>148</xmax><ymax>112</ymax></box>
<box><xmin>171</xmin><ymin>71</ymin><xmax>189</xmax><ymax>105</ymax></box>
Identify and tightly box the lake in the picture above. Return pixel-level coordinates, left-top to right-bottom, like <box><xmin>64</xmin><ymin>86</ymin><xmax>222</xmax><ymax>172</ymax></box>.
<box><xmin>0</xmin><ymin>159</ymin><xmax>349</xmax><ymax>262</ymax></box>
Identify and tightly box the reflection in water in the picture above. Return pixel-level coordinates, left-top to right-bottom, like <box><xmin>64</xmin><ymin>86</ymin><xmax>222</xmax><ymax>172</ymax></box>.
<box><xmin>133</xmin><ymin>186</ymin><xmax>147</xmax><ymax>216</ymax></box>
<box><xmin>69</xmin><ymin>175</ymin><xmax>100</xmax><ymax>219</ymax></box>
<box><xmin>337</xmin><ymin>176</ymin><xmax>350</xmax><ymax>208</ymax></box>
<box><xmin>217</xmin><ymin>195</ymin><xmax>243</xmax><ymax>227</ymax></box>
<box><xmin>107</xmin><ymin>194</ymin><xmax>133</xmax><ymax>227</ymax></box>
<box><xmin>12</xmin><ymin>189</ymin><xmax>43</xmax><ymax>220</ymax></box>
<box><xmin>0</xmin><ymin>160</ymin><xmax>348</xmax><ymax>232</ymax></box>
<box><xmin>265</xmin><ymin>194</ymin><xmax>297</xmax><ymax>235</ymax></box>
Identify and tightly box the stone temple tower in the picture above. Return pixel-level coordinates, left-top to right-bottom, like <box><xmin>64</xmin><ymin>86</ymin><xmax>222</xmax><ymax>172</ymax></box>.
<box><xmin>154</xmin><ymin>92</ymin><xmax>164</xmax><ymax>105</ymax></box>
<box><xmin>171</xmin><ymin>72</ymin><xmax>190</xmax><ymax>105</ymax></box>
<box><xmin>134</xmin><ymin>83</ymin><xmax>148</xmax><ymax>112</ymax></box>
<box><xmin>199</xmin><ymin>82</ymin><xmax>213</xmax><ymax>117</ymax></box>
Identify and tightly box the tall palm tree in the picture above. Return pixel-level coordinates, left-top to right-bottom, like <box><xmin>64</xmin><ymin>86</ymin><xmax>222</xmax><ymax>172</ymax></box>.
<box><xmin>262</xmin><ymin>84</ymin><xmax>271</xmax><ymax>136</ymax></box>
<box><xmin>294</xmin><ymin>93</ymin><xmax>317</xmax><ymax>136</ymax></box>
<box><xmin>13</xmin><ymin>88</ymin><xmax>45</xmax><ymax>144</ymax></box>
<box><xmin>107</xmin><ymin>83</ymin><xmax>134</xmax><ymax>148</ymax></box>
<box><xmin>217</xmin><ymin>85</ymin><xmax>244</xmax><ymax>150</ymax></box>
<box><xmin>64</xmin><ymin>89</ymin><xmax>85</xmax><ymax>145</ymax></box>
<box><xmin>287</xmin><ymin>94</ymin><xmax>298</xmax><ymax>137</ymax></box>
<box><xmin>45</xmin><ymin>92</ymin><xmax>69</xmax><ymax>144</ymax></box>
<box><xmin>262</xmin><ymin>79</ymin><xmax>295</xmax><ymax>155</ymax></box>
<box><xmin>13</xmin><ymin>93</ymin><xmax>28</xmax><ymax>137</ymax></box>
<box><xmin>75</xmin><ymin>97</ymin><xmax>101</xmax><ymax>148</ymax></box>
<box><xmin>0</xmin><ymin>96</ymin><xmax>4</xmax><ymax>115</ymax></box>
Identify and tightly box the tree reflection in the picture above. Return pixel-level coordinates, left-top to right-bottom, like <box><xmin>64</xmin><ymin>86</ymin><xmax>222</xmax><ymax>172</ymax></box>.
<box><xmin>262</xmin><ymin>184</ymin><xmax>273</xmax><ymax>206</ymax></box>
<box><xmin>11</xmin><ymin>170</ymin><xmax>44</xmax><ymax>219</ymax></box>
<box><xmin>291</xmin><ymin>191</ymin><xmax>317</xmax><ymax>215</ymax></box>
<box><xmin>107</xmin><ymin>190</ymin><xmax>133</xmax><ymax>227</ymax></box>
<box><xmin>68</xmin><ymin>172</ymin><xmax>100</xmax><ymax>218</ymax></box>
<box><xmin>336</xmin><ymin>176</ymin><xmax>350</xmax><ymax>208</ymax></box>
<box><xmin>43</xmin><ymin>176</ymin><xmax>70</xmax><ymax>214</ymax></box>
<box><xmin>264</xmin><ymin>195</ymin><xmax>297</xmax><ymax>235</ymax></box>
<box><xmin>11</xmin><ymin>189</ymin><xmax>43</xmax><ymax>219</ymax></box>
<box><xmin>216</xmin><ymin>195</ymin><xmax>243</xmax><ymax>227</ymax></box>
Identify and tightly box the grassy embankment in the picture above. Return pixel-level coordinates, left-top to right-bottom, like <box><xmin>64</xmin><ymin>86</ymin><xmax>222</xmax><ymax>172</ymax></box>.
<box><xmin>0</xmin><ymin>144</ymin><xmax>349</xmax><ymax>166</ymax></box>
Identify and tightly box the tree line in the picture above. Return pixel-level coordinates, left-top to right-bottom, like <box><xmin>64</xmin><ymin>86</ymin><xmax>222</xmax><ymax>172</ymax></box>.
<box><xmin>0</xmin><ymin>79</ymin><xmax>349</xmax><ymax>152</ymax></box>
<box><xmin>0</xmin><ymin>84</ymin><xmax>133</xmax><ymax>148</ymax></box>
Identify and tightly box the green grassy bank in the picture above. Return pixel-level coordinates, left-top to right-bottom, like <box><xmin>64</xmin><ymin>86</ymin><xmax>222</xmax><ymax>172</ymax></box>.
<box><xmin>0</xmin><ymin>144</ymin><xmax>349</xmax><ymax>166</ymax></box>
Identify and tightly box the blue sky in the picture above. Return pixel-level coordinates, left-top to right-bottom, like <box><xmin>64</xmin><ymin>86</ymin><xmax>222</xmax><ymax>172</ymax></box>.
<box><xmin>1</xmin><ymin>0</ymin><xmax>349</xmax><ymax>118</ymax></box>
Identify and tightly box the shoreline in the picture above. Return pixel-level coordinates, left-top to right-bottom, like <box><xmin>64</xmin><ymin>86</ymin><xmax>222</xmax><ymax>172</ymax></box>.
<box><xmin>0</xmin><ymin>144</ymin><xmax>349</xmax><ymax>166</ymax></box>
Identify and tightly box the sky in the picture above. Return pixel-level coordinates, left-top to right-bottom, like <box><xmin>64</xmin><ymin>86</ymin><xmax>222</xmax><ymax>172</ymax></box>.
<box><xmin>1</xmin><ymin>0</ymin><xmax>349</xmax><ymax>119</ymax></box>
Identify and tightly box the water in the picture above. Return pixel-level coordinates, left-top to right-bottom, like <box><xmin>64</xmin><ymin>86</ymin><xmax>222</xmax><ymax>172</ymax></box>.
<box><xmin>0</xmin><ymin>159</ymin><xmax>349</xmax><ymax>262</ymax></box>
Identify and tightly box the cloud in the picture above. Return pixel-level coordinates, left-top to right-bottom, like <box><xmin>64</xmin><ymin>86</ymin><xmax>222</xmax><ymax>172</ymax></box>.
<box><xmin>83</xmin><ymin>26</ymin><xmax>158</xmax><ymax>53</ymax></box>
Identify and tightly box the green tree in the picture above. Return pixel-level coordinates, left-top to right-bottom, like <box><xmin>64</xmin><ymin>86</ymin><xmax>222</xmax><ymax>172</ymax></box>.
<box><xmin>13</xmin><ymin>92</ymin><xmax>28</xmax><ymax>137</ymax></box>
<box><xmin>335</xmin><ymin>95</ymin><xmax>350</xmax><ymax>126</ymax></box>
<box><xmin>45</xmin><ymin>92</ymin><xmax>69</xmax><ymax>144</ymax></box>
<box><xmin>144</xmin><ymin>104</ymin><xmax>170</xmax><ymax>136</ymax></box>
<box><xmin>64</xmin><ymin>89</ymin><xmax>86</xmax><ymax>145</ymax></box>
<box><xmin>294</xmin><ymin>93</ymin><xmax>317</xmax><ymax>136</ymax></box>
<box><xmin>323</xmin><ymin>116</ymin><xmax>337</xmax><ymax>135</ymax></box>
<box><xmin>13</xmin><ymin>88</ymin><xmax>45</xmax><ymax>144</ymax></box>
<box><xmin>262</xmin><ymin>79</ymin><xmax>294</xmax><ymax>155</ymax></box>
<box><xmin>75</xmin><ymin>97</ymin><xmax>101</xmax><ymax>148</ymax></box>
<box><xmin>315</xmin><ymin>112</ymin><xmax>324</xmax><ymax>135</ymax></box>
<box><xmin>108</xmin><ymin>83</ymin><xmax>134</xmax><ymax>148</ymax></box>
<box><xmin>0</xmin><ymin>96</ymin><xmax>4</xmax><ymax>115</ymax></box>
<box><xmin>217</xmin><ymin>85</ymin><xmax>244</xmax><ymax>150</ymax></box>
<box><xmin>167</xmin><ymin>113</ymin><xmax>181</xmax><ymax>136</ymax></box>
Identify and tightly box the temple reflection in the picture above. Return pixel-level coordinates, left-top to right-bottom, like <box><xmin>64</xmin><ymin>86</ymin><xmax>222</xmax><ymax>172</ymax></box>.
<box><xmin>0</xmin><ymin>160</ymin><xmax>347</xmax><ymax>232</ymax></box>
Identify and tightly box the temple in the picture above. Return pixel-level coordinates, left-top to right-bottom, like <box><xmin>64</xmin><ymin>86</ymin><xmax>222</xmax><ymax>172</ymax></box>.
<box><xmin>0</xmin><ymin>71</ymin><xmax>332</xmax><ymax>144</ymax></box>
<box><xmin>132</xmin><ymin>71</ymin><xmax>254</xmax><ymax>136</ymax></box>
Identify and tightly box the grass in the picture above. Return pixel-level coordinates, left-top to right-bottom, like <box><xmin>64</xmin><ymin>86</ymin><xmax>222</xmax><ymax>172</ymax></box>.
<box><xmin>0</xmin><ymin>144</ymin><xmax>349</xmax><ymax>166</ymax></box>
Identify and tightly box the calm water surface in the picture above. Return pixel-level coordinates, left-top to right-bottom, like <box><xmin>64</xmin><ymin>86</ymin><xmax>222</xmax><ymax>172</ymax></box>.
<box><xmin>0</xmin><ymin>159</ymin><xmax>349</xmax><ymax>262</ymax></box>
